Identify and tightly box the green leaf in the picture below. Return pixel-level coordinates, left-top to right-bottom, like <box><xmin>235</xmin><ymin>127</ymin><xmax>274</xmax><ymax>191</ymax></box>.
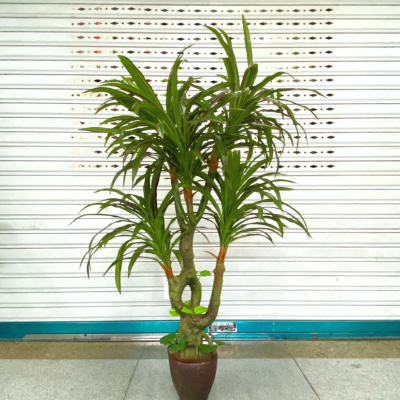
<box><xmin>241</xmin><ymin>64</ymin><xmax>258</xmax><ymax>89</ymax></box>
<box><xmin>252</xmin><ymin>71</ymin><xmax>292</xmax><ymax>91</ymax></box>
<box><xmin>118</xmin><ymin>55</ymin><xmax>161</xmax><ymax>107</ymax></box>
<box><xmin>242</xmin><ymin>15</ymin><xmax>253</xmax><ymax>67</ymax></box>
<box><xmin>160</xmin><ymin>333</ymin><xmax>177</xmax><ymax>346</ymax></box>
<box><xmin>194</xmin><ymin>306</ymin><xmax>208</xmax><ymax>314</ymax></box>
<box><xmin>172</xmin><ymin>249</ymin><xmax>184</xmax><ymax>268</ymax></box>
<box><xmin>199</xmin><ymin>270</ymin><xmax>212</xmax><ymax>277</ymax></box>
<box><xmin>114</xmin><ymin>241</ymin><xmax>129</xmax><ymax>294</ymax></box>
<box><xmin>199</xmin><ymin>344</ymin><xmax>218</xmax><ymax>353</ymax></box>
<box><xmin>170</xmin><ymin>343</ymin><xmax>186</xmax><ymax>353</ymax></box>
<box><xmin>177</xmin><ymin>334</ymin><xmax>187</xmax><ymax>346</ymax></box>
<box><xmin>184</xmin><ymin>300</ymin><xmax>191</xmax><ymax>305</ymax></box>
<box><xmin>181</xmin><ymin>306</ymin><xmax>194</xmax><ymax>314</ymax></box>
<box><xmin>156</xmin><ymin>120</ymin><xmax>165</xmax><ymax>138</ymax></box>
<box><xmin>127</xmin><ymin>245</ymin><xmax>147</xmax><ymax>277</ymax></box>
<box><xmin>173</xmin><ymin>183</ymin><xmax>189</xmax><ymax>224</ymax></box>
<box><xmin>257</xmin><ymin>206</ymin><xmax>264</xmax><ymax>220</ymax></box>
<box><xmin>169</xmin><ymin>307</ymin><xmax>179</xmax><ymax>317</ymax></box>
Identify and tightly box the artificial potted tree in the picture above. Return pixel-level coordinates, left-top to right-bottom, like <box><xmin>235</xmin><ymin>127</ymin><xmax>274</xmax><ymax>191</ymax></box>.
<box><xmin>74</xmin><ymin>16</ymin><xmax>323</xmax><ymax>400</ymax></box>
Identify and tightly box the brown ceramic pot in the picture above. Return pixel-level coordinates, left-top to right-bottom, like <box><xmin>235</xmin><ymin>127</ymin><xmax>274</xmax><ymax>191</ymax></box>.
<box><xmin>168</xmin><ymin>349</ymin><xmax>218</xmax><ymax>400</ymax></box>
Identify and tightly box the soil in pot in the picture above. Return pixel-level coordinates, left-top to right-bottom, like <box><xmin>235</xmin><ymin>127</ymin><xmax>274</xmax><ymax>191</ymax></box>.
<box><xmin>168</xmin><ymin>349</ymin><xmax>218</xmax><ymax>400</ymax></box>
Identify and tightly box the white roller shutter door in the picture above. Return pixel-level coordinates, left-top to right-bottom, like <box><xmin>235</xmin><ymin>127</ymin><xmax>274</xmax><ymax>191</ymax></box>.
<box><xmin>0</xmin><ymin>0</ymin><xmax>399</xmax><ymax>322</ymax></box>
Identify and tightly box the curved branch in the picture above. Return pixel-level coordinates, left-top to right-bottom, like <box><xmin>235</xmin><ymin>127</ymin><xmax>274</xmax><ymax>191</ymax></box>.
<box><xmin>167</xmin><ymin>269</ymin><xmax>202</xmax><ymax>314</ymax></box>
<box><xmin>202</xmin><ymin>331</ymin><xmax>214</xmax><ymax>346</ymax></box>
<box><xmin>199</xmin><ymin>245</ymin><xmax>227</xmax><ymax>328</ymax></box>
<box><xmin>167</xmin><ymin>273</ymin><xmax>187</xmax><ymax>314</ymax></box>
<box><xmin>161</xmin><ymin>262</ymin><xmax>174</xmax><ymax>279</ymax></box>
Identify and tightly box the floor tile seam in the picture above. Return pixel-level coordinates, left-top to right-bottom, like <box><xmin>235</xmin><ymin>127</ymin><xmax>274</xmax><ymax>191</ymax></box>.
<box><xmin>292</xmin><ymin>357</ymin><xmax>322</xmax><ymax>400</ymax></box>
<box><xmin>282</xmin><ymin>339</ymin><xmax>292</xmax><ymax>359</ymax></box>
<box><xmin>122</xmin><ymin>359</ymin><xmax>140</xmax><ymax>400</ymax></box>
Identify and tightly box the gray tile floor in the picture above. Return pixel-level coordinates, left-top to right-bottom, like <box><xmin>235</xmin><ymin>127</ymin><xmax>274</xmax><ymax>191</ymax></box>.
<box><xmin>1</xmin><ymin>341</ymin><xmax>400</xmax><ymax>399</ymax></box>
<box><xmin>2</xmin><ymin>357</ymin><xmax>400</xmax><ymax>399</ymax></box>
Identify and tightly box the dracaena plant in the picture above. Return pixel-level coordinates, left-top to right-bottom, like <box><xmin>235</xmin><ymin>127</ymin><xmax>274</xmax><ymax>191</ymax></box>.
<box><xmin>73</xmin><ymin>16</ymin><xmax>324</xmax><ymax>361</ymax></box>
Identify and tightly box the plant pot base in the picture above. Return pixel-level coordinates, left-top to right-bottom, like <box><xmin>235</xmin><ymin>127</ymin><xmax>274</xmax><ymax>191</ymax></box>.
<box><xmin>168</xmin><ymin>349</ymin><xmax>218</xmax><ymax>400</ymax></box>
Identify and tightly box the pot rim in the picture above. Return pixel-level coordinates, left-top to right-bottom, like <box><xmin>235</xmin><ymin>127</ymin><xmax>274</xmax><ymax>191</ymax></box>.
<box><xmin>168</xmin><ymin>347</ymin><xmax>218</xmax><ymax>365</ymax></box>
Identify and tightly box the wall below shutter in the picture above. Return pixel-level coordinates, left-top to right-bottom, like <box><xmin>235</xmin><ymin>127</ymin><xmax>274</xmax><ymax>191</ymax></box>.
<box><xmin>1</xmin><ymin>1</ymin><xmax>399</xmax><ymax>323</ymax></box>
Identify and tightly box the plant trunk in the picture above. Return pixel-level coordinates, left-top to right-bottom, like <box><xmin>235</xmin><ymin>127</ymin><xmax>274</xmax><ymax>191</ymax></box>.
<box><xmin>167</xmin><ymin>245</ymin><xmax>226</xmax><ymax>363</ymax></box>
<box><xmin>168</xmin><ymin>226</ymin><xmax>205</xmax><ymax>362</ymax></box>
<box><xmin>168</xmin><ymin>172</ymin><xmax>226</xmax><ymax>363</ymax></box>
<box><xmin>175</xmin><ymin>316</ymin><xmax>205</xmax><ymax>362</ymax></box>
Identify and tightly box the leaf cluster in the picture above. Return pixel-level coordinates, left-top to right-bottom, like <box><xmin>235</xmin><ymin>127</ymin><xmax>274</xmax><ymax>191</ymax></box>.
<box><xmin>169</xmin><ymin>300</ymin><xmax>208</xmax><ymax>317</ymax></box>
<box><xmin>74</xmin><ymin>15</ymin><xmax>323</xmax><ymax>292</ymax></box>
<box><xmin>160</xmin><ymin>333</ymin><xmax>188</xmax><ymax>352</ymax></box>
<box><xmin>159</xmin><ymin>333</ymin><xmax>227</xmax><ymax>353</ymax></box>
<box><xmin>72</xmin><ymin>169</ymin><xmax>185</xmax><ymax>293</ymax></box>
<box><xmin>191</xmin><ymin>150</ymin><xmax>311</xmax><ymax>247</ymax></box>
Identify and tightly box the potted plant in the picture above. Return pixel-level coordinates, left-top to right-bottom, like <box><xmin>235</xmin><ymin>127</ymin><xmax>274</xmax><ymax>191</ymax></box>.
<box><xmin>73</xmin><ymin>16</ymin><xmax>323</xmax><ymax>400</ymax></box>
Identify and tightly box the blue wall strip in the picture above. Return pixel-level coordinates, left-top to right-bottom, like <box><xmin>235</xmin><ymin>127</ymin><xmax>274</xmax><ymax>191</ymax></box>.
<box><xmin>1</xmin><ymin>320</ymin><xmax>400</xmax><ymax>341</ymax></box>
